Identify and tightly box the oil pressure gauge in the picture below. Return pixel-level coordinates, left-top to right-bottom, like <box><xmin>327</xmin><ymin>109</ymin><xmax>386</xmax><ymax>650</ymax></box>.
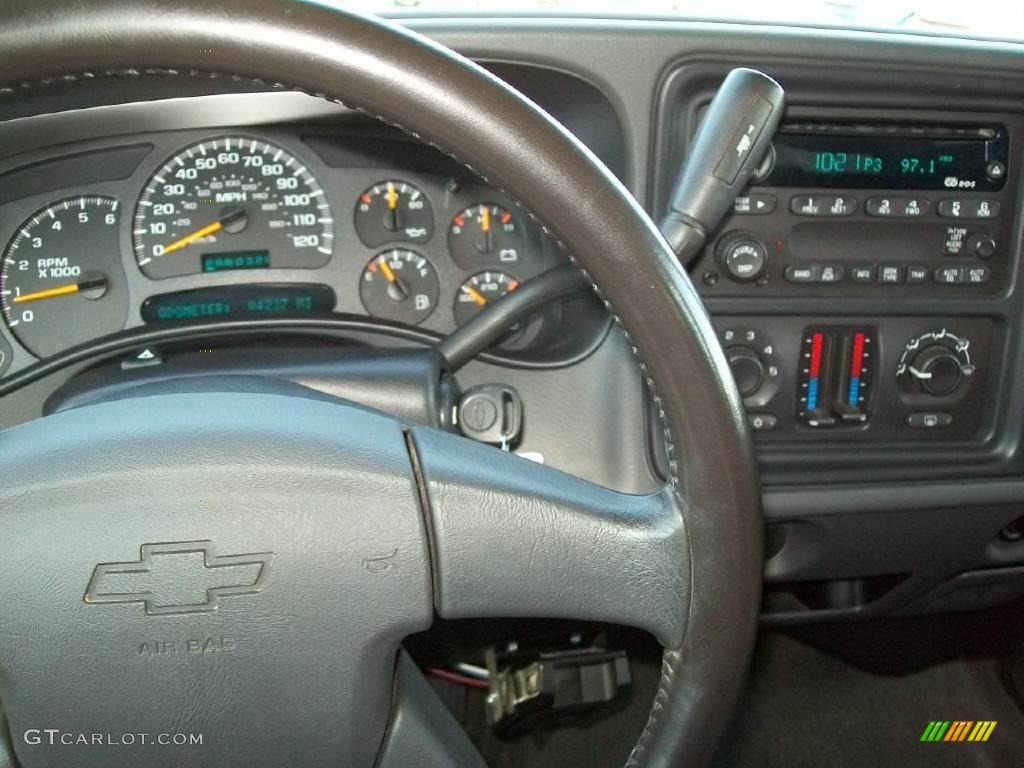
<box><xmin>354</xmin><ymin>180</ymin><xmax>433</xmax><ymax>247</ymax></box>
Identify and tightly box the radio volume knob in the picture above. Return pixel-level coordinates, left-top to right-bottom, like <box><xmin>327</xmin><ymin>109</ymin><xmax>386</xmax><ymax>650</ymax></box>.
<box><xmin>716</xmin><ymin>232</ymin><xmax>767</xmax><ymax>282</ymax></box>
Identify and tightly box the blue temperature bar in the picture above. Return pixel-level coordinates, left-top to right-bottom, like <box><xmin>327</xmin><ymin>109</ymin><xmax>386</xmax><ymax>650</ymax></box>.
<box><xmin>848</xmin><ymin>332</ymin><xmax>866</xmax><ymax>407</ymax></box>
<box><xmin>807</xmin><ymin>332</ymin><xmax>824</xmax><ymax>410</ymax></box>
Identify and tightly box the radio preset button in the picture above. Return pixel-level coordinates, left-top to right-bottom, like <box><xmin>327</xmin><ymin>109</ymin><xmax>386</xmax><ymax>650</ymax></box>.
<box><xmin>938</xmin><ymin>199</ymin><xmax>1000</xmax><ymax>219</ymax></box>
<box><xmin>972</xmin><ymin>200</ymin><xmax>999</xmax><ymax>219</ymax></box>
<box><xmin>865</xmin><ymin>196</ymin><xmax>930</xmax><ymax>218</ymax></box>
<box><xmin>784</xmin><ymin>264</ymin><xmax>818</xmax><ymax>283</ymax></box>
<box><xmin>907</xmin><ymin>265</ymin><xmax>929</xmax><ymax>283</ymax></box>
<box><xmin>826</xmin><ymin>196</ymin><xmax>856</xmax><ymax>216</ymax></box>
<box><xmin>900</xmin><ymin>198</ymin><xmax>929</xmax><ymax>217</ymax></box>
<box><xmin>733</xmin><ymin>193</ymin><xmax>777</xmax><ymax>215</ymax></box>
<box><xmin>866</xmin><ymin>197</ymin><xmax>895</xmax><ymax>217</ymax></box>
<box><xmin>878</xmin><ymin>265</ymin><xmax>905</xmax><ymax>284</ymax></box>
<box><xmin>790</xmin><ymin>196</ymin><xmax>822</xmax><ymax>216</ymax></box>
<box><xmin>934</xmin><ymin>265</ymin><xmax>965</xmax><ymax>284</ymax></box>
<box><xmin>790</xmin><ymin>195</ymin><xmax>856</xmax><ymax>216</ymax></box>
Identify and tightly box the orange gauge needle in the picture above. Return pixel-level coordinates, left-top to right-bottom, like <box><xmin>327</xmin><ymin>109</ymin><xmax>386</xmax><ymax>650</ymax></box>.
<box><xmin>12</xmin><ymin>275</ymin><xmax>107</xmax><ymax>304</ymax></box>
<box><xmin>480</xmin><ymin>206</ymin><xmax>491</xmax><ymax>233</ymax></box>
<box><xmin>383</xmin><ymin>183</ymin><xmax>401</xmax><ymax>232</ymax></box>
<box><xmin>461</xmin><ymin>285</ymin><xmax>488</xmax><ymax>307</ymax></box>
<box><xmin>377</xmin><ymin>257</ymin><xmax>397</xmax><ymax>283</ymax></box>
<box><xmin>160</xmin><ymin>209</ymin><xmax>245</xmax><ymax>255</ymax></box>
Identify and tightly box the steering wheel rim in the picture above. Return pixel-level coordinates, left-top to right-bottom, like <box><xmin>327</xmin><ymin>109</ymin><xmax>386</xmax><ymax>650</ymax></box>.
<box><xmin>0</xmin><ymin>2</ymin><xmax>762</xmax><ymax>766</ymax></box>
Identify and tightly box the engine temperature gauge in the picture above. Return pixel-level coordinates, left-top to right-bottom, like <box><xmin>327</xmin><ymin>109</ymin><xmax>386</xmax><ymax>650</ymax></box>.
<box><xmin>454</xmin><ymin>271</ymin><xmax>519</xmax><ymax>325</ymax></box>
<box><xmin>359</xmin><ymin>249</ymin><xmax>439</xmax><ymax>326</ymax></box>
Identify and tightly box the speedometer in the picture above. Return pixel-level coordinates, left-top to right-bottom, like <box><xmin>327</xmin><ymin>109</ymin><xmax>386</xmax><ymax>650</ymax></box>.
<box><xmin>132</xmin><ymin>136</ymin><xmax>334</xmax><ymax>279</ymax></box>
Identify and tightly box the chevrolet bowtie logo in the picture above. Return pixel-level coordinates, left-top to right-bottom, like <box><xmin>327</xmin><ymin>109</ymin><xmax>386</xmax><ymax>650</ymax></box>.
<box><xmin>84</xmin><ymin>541</ymin><xmax>273</xmax><ymax>616</ymax></box>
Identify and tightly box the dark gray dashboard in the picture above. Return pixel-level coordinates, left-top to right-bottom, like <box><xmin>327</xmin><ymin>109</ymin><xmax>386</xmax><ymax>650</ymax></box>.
<box><xmin>3</xmin><ymin>16</ymin><xmax>1024</xmax><ymax>624</ymax></box>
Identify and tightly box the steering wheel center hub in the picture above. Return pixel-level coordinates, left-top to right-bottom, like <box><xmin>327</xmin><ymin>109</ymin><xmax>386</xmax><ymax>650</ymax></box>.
<box><xmin>0</xmin><ymin>391</ymin><xmax>433</xmax><ymax>767</ymax></box>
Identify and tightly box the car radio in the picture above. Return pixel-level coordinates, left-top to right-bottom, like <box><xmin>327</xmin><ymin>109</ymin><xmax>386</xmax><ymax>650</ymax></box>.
<box><xmin>693</xmin><ymin>121</ymin><xmax>1015</xmax><ymax>297</ymax></box>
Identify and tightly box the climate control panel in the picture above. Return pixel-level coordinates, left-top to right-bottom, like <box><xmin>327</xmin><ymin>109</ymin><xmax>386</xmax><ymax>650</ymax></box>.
<box><xmin>714</xmin><ymin>316</ymin><xmax>994</xmax><ymax>442</ymax></box>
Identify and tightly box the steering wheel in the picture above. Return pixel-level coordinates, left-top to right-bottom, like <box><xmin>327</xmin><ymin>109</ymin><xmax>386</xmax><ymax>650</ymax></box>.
<box><xmin>0</xmin><ymin>2</ymin><xmax>762</xmax><ymax>767</ymax></box>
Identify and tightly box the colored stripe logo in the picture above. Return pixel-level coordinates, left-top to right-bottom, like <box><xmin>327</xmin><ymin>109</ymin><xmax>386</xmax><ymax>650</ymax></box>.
<box><xmin>921</xmin><ymin>721</ymin><xmax>997</xmax><ymax>742</ymax></box>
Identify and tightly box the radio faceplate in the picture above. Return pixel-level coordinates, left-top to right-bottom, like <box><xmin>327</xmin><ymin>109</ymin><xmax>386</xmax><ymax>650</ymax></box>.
<box><xmin>693</xmin><ymin>122</ymin><xmax>1018</xmax><ymax>298</ymax></box>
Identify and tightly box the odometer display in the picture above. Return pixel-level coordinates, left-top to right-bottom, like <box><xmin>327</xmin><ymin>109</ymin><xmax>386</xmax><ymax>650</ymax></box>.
<box><xmin>133</xmin><ymin>136</ymin><xmax>334</xmax><ymax>278</ymax></box>
<box><xmin>141</xmin><ymin>284</ymin><xmax>336</xmax><ymax>323</ymax></box>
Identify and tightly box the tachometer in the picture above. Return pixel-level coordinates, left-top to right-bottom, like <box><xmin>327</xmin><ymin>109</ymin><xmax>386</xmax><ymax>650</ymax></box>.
<box><xmin>1</xmin><ymin>196</ymin><xmax>126</xmax><ymax>358</ymax></box>
<box><xmin>132</xmin><ymin>136</ymin><xmax>334</xmax><ymax>279</ymax></box>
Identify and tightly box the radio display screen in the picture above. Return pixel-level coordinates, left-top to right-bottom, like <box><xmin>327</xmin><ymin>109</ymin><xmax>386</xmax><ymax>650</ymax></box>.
<box><xmin>764</xmin><ymin>129</ymin><xmax>1007</xmax><ymax>191</ymax></box>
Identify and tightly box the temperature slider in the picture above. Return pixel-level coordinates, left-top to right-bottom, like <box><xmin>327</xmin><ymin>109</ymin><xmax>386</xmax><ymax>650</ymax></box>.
<box><xmin>797</xmin><ymin>327</ymin><xmax>875</xmax><ymax>427</ymax></box>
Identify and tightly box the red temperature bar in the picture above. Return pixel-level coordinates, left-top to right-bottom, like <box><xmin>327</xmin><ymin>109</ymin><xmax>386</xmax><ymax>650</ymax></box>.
<box><xmin>850</xmin><ymin>332</ymin><xmax>865</xmax><ymax>378</ymax></box>
<box><xmin>810</xmin><ymin>332</ymin><xmax>823</xmax><ymax>377</ymax></box>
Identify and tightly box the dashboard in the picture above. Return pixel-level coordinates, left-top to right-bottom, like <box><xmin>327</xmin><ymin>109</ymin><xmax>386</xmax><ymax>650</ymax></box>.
<box><xmin>3</xmin><ymin>18</ymin><xmax>1024</xmax><ymax>626</ymax></box>
<box><xmin>0</xmin><ymin>121</ymin><xmax>607</xmax><ymax>374</ymax></box>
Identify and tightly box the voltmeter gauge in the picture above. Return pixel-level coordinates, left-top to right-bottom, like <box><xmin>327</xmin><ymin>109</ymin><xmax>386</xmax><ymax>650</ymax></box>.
<box><xmin>354</xmin><ymin>180</ymin><xmax>433</xmax><ymax>247</ymax></box>
<box><xmin>447</xmin><ymin>203</ymin><xmax>525</xmax><ymax>269</ymax></box>
<box><xmin>359</xmin><ymin>249</ymin><xmax>439</xmax><ymax>326</ymax></box>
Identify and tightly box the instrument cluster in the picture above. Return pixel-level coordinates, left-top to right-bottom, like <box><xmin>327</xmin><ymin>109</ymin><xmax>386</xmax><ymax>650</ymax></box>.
<box><xmin>0</xmin><ymin>128</ymin><xmax>578</xmax><ymax>374</ymax></box>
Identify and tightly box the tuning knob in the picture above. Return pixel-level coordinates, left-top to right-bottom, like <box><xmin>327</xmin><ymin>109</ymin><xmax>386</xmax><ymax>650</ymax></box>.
<box><xmin>726</xmin><ymin>345</ymin><xmax>765</xmax><ymax>398</ymax></box>
<box><xmin>716</xmin><ymin>232</ymin><xmax>767</xmax><ymax>282</ymax></box>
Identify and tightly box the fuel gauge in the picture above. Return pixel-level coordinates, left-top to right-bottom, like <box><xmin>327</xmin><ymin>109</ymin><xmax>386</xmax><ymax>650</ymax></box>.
<box><xmin>354</xmin><ymin>180</ymin><xmax>433</xmax><ymax>247</ymax></box>
<box><xmin>359</xmin><ymin>249</ymin><xmax>439</xmax><ymax>326</ymax></box>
